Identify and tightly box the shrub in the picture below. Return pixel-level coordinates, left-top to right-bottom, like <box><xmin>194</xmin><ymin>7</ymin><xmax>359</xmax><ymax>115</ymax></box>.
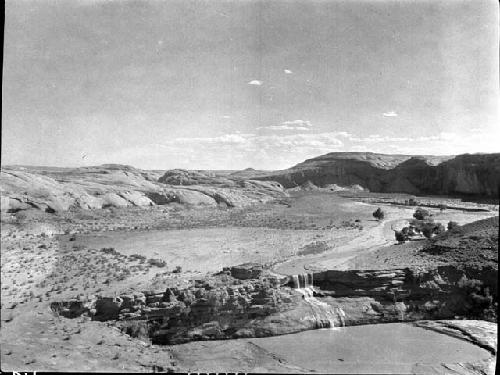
<box><xmin>147</xmin><ymin>258</ymin><xmax>167</xmax><ymax>267</ymax></box>
<box><xmin>101</xmin><ymin>247</ymin><xmax>119</xmax><ymax>256</ymax></box>
<box><xmin>434</xmin><ymin>222</ymin><xmax>445</xmax><ymax>235</ymax></box>
<box><xmin>447</xmin><ymin>221</ymin><xmax>460</xmax><ymax>231</ymax></box>
<box><xmin>395</xmin><ymin>230</ymin><xmax>408</xmax><ymax>244</ymax></box>
<box><xmin>129</xmin><ymin>254</ymin><xmax>147</xmax><ymax>261</ymax></box>
<box><xmin>413</xmin><ymin>208</ymin><xmax>431</xmax><ymax>220</ymax></box>
<box><xmin>456</xmin><ymin>278</ymin><xmax>497</xmax><ymax>321</ymax></box>
<box><xmin>421</xmin><ymin>221</ymin><xmax>445</xmax><ymax>239</ymax></box>
<box><xmin>420</xmin><ymin>223</ymin><xmax>433</xmax><ymax>238</ymax></box>
<box><xmin>173</xmin><ymin>265</ymin><xmax>182</xmax><ymax>273</ymax></box>
<box><xmin>372</xmin><ymin>208</ymin><xmax>385</xmax><ymax>221</ymax></box>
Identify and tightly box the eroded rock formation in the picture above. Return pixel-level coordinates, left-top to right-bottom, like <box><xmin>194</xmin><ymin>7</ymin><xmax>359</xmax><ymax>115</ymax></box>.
<box><xmin>50</xmin><ymin>263</ymin><xmax>498</xmax><ymax>344</ymax></box>
<box><xmin>254</xmin><ymin>152</ymin><xmax>500</xmax><ymax>198</ymax></box>
<box><xmin>0</xmin><ymin>165</ymin><xmax>287</xmax><ymax>213</ymax></box>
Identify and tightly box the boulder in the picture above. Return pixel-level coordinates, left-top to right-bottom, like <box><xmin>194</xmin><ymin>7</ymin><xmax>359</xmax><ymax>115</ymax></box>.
<box><xmin>102</xmin><ymin>193</ymin><xmax>129</xmax><ymax>208</ymax></box>
<box><xmin>94</xmin><ymin>297</ymin><xmax>123</xmax><ymax>321</ymax></box>
<box><xmin>230</xmin><ymin>263</ymin><xmax>264</xmax><ymax>280</ymax></box>
<box><xmin>119</xmin><ymin>191</ymin><xmax>154</xmax><ymax>206</ymax></box>
<box><xmin>172</xmin><ymin>190</ymin><xmax>217</xmax><ymax>206</ymax></box>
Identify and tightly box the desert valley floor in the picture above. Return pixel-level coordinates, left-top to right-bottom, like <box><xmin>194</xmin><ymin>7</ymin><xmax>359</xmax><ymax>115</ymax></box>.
<box><xmin>1</xmin><ymin>186</ymin><xmax>498</xmax><ymax>373</ymax></box>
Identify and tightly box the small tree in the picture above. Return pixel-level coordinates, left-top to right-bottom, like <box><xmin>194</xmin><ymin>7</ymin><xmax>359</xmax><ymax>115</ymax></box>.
<box><xmin>395</xmin><ymin>230</ymin><xmax>408</xmax><ymax>244</ymax></box>
<box><xmin>373</xmin><ymin>207</ymin><xmax>385</xmax><ymax>221</ymax></box>
<box><xmin>421</xmin><ymin>224</ymin><xmax>434</xmax><ymax>239</ymax></box>
<box><xmin>434</xmin><ymin>222</ymin><xmax>445</xmax><ymax>236</ymax></box>
<box><xmin>421</xmin><ymin>222</ymin><xmax>445</xmax><ymax>239</ymax></box>
<box><xmin>447</xmin><ymin>221</ymin><xmax>460</xmax><ymax>231</ymax></box>
<box><xmin>413</xmin><ymin>208</ymin><xmax>431</xmax><ymax>220</ymax></box>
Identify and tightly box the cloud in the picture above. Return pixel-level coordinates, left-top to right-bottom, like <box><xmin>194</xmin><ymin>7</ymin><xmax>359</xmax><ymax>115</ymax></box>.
<box><xmin>258</xmin><ymin>119</ymin><xmax>313</xmax><ymax>131</ymax></box>
<box><xmin>101</xmin><ymin>131</ymin><xmax>346</xmax><ymax>170</ymax></box>
<box><xmin>248</xmin><ymin>80</ymin><xmax>263</xmax><ymax>86</ymax></box>
<box><xmin>284</xmin><ymin>69</ymin><xmax>293</xmax><ymax>74</ymax></box>
<box><xmin>382</xmin><ymin>111</ymin><xmax>398</xmax><ymax>117</ymax></box>
<box><xmin>282</xmin><ymin>120</ymin><xmax>312</xmax><ymax>127</ymax></box>
<box><xmin>88</xmin><ymin>126</ymin><xmax>500</xmax><ymax>170</ymax></box>
<box><xmin>263</xmin><ymin>125</ymin><xmax>311</xmax><ymax>131</ymax></box>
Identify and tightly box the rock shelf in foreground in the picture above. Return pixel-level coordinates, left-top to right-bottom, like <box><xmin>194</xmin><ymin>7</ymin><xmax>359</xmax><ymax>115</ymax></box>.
<box><xmin>50</xmin><ymin>263</ymin><xmax>498</xmax><ymax>344</ymax></box>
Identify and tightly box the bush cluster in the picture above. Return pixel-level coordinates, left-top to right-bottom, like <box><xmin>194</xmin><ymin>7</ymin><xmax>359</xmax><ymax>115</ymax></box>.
<box><xmin>395</xmin><ymin>208</ymin><xmax>455</xmax><ymax>243</ymax></box>
<box><xmin>372</xmin><ymin>207</ymin><xmax>385</xmax><ymax>221</ymax></box>
<box><xmin>456</xmin><ymin>277</ymin><xmax>497</xmax><ymax>321</ymax></box>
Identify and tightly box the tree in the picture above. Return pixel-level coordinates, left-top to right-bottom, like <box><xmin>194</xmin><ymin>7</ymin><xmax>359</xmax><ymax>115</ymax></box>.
<box><xmin>421</xmin><ymin>221</ymin><xmax>445</xmax><ymax>239</ymax></box>
<box><xmin>413</xmin><ymin>208</ymin><xmax>431</xmax><ymax>220</ymax></box>
<box><xmin>447</xmin><ymin>221</ymin><xmax>460</xmax><ymax>231</ymax></box>
<box><xmin>408</xmin><ymin>198</ymin><xmax>417</xmax><ymax>206</ymax></box>
<box><xmin>373</xmin><ymin>207</ymin><xmax>385</xmax><ymax>221</ymax></box>
<box><xmin>421</xmin><ymin>224</ymin><xmax>434</xmax><ymax>239</ymax></box>
<box><xmin>395</xmin><ymin>230</ymin><xmax>408</xmax><ymax>244</ymax></box>
<box><xmin>434</xmin><ymin>222</ymin><xmax>445</xmax><ymax>236</ymax></box>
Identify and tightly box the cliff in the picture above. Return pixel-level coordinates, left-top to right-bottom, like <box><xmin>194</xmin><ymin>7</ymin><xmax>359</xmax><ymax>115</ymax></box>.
<box><xmin>50</xmin><ymin>263</ymin><xmax>498</xmax><ymax>345</ymax></box>
<box><xmin>254</xmin><ymin>152</ymin><xmax>500</xmax><ymax>198</ymax></box>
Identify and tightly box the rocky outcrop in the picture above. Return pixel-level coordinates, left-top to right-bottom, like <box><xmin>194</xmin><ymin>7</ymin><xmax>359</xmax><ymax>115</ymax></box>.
<box><xmin>226</xmin><ymin>263</ymin><xmax>264</xmax><ymax>280</ymax></box>
<box><xmin>50</xmin><ymin>262</ymin><xmax>497</xmax><ymax>344</ymax></box>
<box><xmin>51</xmin><ymin>273</ymin><xmax>312</xmax><ymax>344</ymax></box>
<box><xmin>158</xmin><ymin>169</ymin><xmax>234</xmax><ymax>186</ymax></box>
<box><xmin>253</xmin><ymin>152</ymin><xmax>500</xmax><ymax>198</ymax></box>
<box><xmin>1</xmin><ymin>165</ymin><xmax>287</xmax><ymax>213</ymax></box>
<box><xmin>312</xmin><ymin>265</ymin><xmax>498</xmax><ymax>321</ymax></box>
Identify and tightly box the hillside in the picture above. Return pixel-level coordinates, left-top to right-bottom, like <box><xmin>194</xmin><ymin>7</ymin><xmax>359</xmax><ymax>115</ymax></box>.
<box><xmin>422</xmin><ymin>216</ymin><xmax>499</xmax><ymax>269</ymax></box>
<box><xmin>0</xmin><ymin>165</ymin><xmax>286</xmax><ymax>213</ymax></box>
<box><xmin>2</xmin><ymin>152</ymin><xmax>499</xmax><ymax>213</ymax></box>
<box><xmin>253</xmin><ymin>152</ymin><xmax>500</xmax><ymax>198</ymax></box>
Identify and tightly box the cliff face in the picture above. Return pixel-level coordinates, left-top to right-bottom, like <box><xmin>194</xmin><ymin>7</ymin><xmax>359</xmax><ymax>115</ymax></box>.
<box><xmin>50</xmin><ymin>263</ymin><xmax>498</xmax><ymax>344</ymax></box>
<box><xmin>435</xmin><ymin>154</ymin><xmax>500</xmax><ymax>197</ymax></box>
<box><xmin>255</xmin><ymin>152</ymin><xmax>500</xmax><ymax>198</ymax></box>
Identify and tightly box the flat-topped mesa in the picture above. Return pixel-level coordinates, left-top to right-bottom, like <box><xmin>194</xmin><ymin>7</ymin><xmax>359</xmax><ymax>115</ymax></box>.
<box><xmin>253</xmin><ymin>152</ymin><xmax>500</xmax><ymax>198</ymax></box>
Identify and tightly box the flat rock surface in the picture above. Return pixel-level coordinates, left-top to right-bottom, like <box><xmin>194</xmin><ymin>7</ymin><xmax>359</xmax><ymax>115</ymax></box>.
<box><xmin>169</xmin><ymin>322</ymin><xmax>494</xmax><ymax>374</ymax></box>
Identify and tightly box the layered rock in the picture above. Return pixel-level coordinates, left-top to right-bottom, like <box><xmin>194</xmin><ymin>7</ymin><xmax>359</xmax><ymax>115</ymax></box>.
<box><xmin>253</xmin><ymin>152</ymin><xmax>500</xmax><ymax>198</ymax></box>
<box><xmin>50</xmin><ymin>262</ymin><xmax>497</xmax><ymax>344</ymax></box>
<box><xmin>226</xmin><ymin>263</ymin><xmax>264</xmax><ymax>280</ymax></box>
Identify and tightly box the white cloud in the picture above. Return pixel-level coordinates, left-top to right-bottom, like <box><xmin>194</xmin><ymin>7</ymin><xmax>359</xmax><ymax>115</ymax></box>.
<box><xmin>101</xmin><ymin>131</ymin><xmax>346</xmax><ymax>169</ymax></box>
<box><xmin>282</xmin><ymin>120</ymin><xmax>312</xmax><ymax>127</ymax></box>
<box><xmin>258</xmin><ymin>119</ymin><xmax>313</xmax><ymax>132</ymax></box>
<box><xmin>284</xmin><ymin>69</ymin><xmax>293</xmax><ymax>74</ymax></box>
<box><xmin>262</xmin><ymin>125</ymin><xmax>311</xmax><ymax>131</ymax></box>
<box><xmin>248</xmin><ymin>80</ymin><xmax>263</xmax><ymax>86</ymax></box>
<box><xmin>91</xmin><ymin>125</ymin><xmax>500</xmax><ymax>170</ymax></box>
<box><xmin>382</xmin><ymin>111</ymin><xmax>398</xmax><ymax>117</ymax></box>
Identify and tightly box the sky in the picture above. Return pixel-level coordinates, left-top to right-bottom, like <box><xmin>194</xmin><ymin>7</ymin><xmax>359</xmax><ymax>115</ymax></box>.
<box><xmin>2</xmin><ymin>0</ymin><xmax>499</xmax><ymax>170</ymax></box>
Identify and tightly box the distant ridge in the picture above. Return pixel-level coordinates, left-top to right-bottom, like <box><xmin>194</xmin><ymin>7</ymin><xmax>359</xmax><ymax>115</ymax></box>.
<box><xmin>251</xmin><ymin>152</ymin><xmax>500</xmax><ymax>198</ymax></box>
<box><xmin>2</xmin><ymin>152</ymin><xmax>499</xmax><ymax>200</ymax></box>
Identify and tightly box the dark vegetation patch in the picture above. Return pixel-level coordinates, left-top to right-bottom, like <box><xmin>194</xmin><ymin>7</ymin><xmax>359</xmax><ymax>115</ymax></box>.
<box><xmin>422</xmin><ymin>216</ymin><xmax>499</xmax><ymax>268</ymax></box>
<box><xmin>297</xmin><ymin>241</ymin><xmax>331</xmax><ymax>256</ymax></box>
